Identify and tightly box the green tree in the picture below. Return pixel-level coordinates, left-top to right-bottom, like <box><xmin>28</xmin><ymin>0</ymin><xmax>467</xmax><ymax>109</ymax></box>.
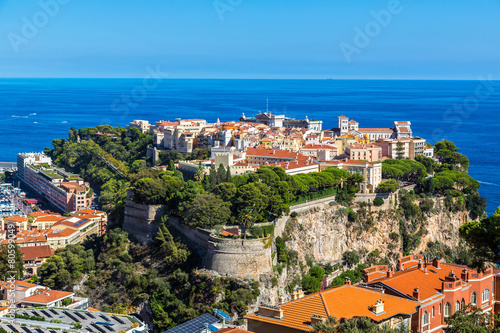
<box><xmin>194</xmin><ymin>163</ymin><xmax>205</xmax><ymax>181</ymax></box>
<box><xmin>153</xmin><ymin>222</ymin><xmax>190</xmax><ymax>265</ymax></box>
<box><xmin>0</xmin><ymin>243</ymin><xmax>24</xmax><ymax>279</ymax></box>
<box><xmin>343</xmin><ymin>250</ymin><xmax>360</xmax><ymax>267</ymax></box>
<box><xmin>377</xmin><ymin>179</ymin><xmax>399</xmax><ymax>193</ymax></box>
<box><xmin>459</xmin><ymin>206</ymin><xmax>500</xmax><ymax>269</ymax></box>
<box><xmin>445</xmin><ymin>305</ymin><xmax>492</xmax><ymax>333</ymax></box>
<box><xmin>395</xmin><ymin>141</ymin><xmax>405</xmax><ymax>160</ymax></box>
<box><xmin>183</xmin><ymin>193</ymin><xmax>232</xmax><ymax>228</ymax></box>
<box><xmin>301</xmin><ymin>275</ymin><xmax>322</xmax><ymax>294</ymax></box>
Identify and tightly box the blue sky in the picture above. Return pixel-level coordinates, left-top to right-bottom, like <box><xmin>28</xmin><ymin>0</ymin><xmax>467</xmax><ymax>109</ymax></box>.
<box><xmin>0</xmin><ymin>0</ymin><xmax>498</xmax><ymax>79</ymax></box>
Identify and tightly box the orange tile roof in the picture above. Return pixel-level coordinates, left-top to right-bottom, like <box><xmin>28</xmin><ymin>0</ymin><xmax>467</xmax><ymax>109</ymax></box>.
<box><xmin>245</xmin><ymin>285</ymin><xmax>418</xmax><ymax>331</ymax></box>
<box><xmin>88</xmin><ymin>307</ymin><xmax>102</xmax><ymax>312</ymax></box>
<box><xmin>5</xmin><ymin>216</ymin><xmax>27</xmax><ymax>222</ymax></box>
<box><xmin>20</xmin><ymin>245</ymin><xmax>53</xmax><ymax>261</ymax></box>
<box><xmin>246</xmin><ymin>148</ymin><xmax>308</xmax><ymax>160</ymax></box>
<box><xmin>374</xmin><ymin>263</ymin><xmax>480</xmax><ymax>300</ymax></box>
<box><xmin>246</xmin><ymin>292</ymin><xmax>326</xmax><ymax>331</ymax></box>
<box><xmin>47</xmin><ymin>228</ymin><xmax>77</xmax><ymax>238</ymax></box>
<box><xmin>22</xmin><ymin>290</ymin><xmax>73</xmax><ymax>305</ymax></box>
<box><xmin>76</xmin><ymin>209</ymin><xmax>104</xmax><ymax>214</ymax></box>
<box><xmin>34</xmin><ymin>215</ymin><xmax>65</xmax><ymax>222</ymax></box>
<box><xmin>77</xmin><ymin>214</ymin><xmax>100</xmax><ymax>220</ymax></box>
<box><xmin>28</xmin><ymin>212</ymin><xmax>50</xmax><ymax>217</ymax></box>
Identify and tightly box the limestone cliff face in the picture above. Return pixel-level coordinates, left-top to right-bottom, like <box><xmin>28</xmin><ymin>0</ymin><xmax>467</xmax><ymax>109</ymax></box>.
<box><xmin>255</xmin><ymin>197</ymin><xmax>471</xmax><ymax>306</ymax></box>
<box><xmin>276</xmin><ymin>197</ymin><xmax>469</xmax><ymax>267</ymax></box>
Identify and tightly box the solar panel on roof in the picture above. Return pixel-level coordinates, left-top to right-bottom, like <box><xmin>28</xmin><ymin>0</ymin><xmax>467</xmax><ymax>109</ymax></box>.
<box><xmin>214</xmin><ymin>309</ymin><xmax>231</xmax><ymax>322</ymax></box>
<box><xmin>21</xmin><ymin>326</ymin><xmax>32</xmax><ymax>333</ymax></box>
<box><xmin>208</xmin><ymin>324</ymin><xmax>219</xmax><ymax>332</ymax></box>
<box><xmin>8</xmin><ymin>324</ymin><xmax>20</xmax><ymax>333</ymax></box>
<box><xmin>164</xmin><ymin>313</ymin><xmax>219</xmax><ymax>333</ymax></box>
<box><xmin>111</xmin><ymin>316</ymin><xmax>125</xmax><ymax>325</ymax></box>
<box><xmin>75</xmin><ymin>312</ymin><xmax>87</xmax><ymax>320</ymax></box>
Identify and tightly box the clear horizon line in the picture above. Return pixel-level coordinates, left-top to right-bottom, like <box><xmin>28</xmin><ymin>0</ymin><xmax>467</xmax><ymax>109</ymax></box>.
<box><xmin>0</xmin><ymin>77</ymin><xmax>497</xmax><ymax>81</ymax></box>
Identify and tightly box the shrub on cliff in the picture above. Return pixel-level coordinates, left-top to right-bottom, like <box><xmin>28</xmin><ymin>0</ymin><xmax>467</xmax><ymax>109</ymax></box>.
<box><xmin>373</xmin><ymin>197</ymin><xmax>384</xmax><ymax>206</ymax></box>
<box><xmin>419</xmin><ymin>198</ymin><xmax>434</xmax><ymax>212</ymax></box>
<box><xmin>301</xmin><ymin>275</ymin><xmax>322</xmax><ymax>294</ymax></box>
<box><xmin>343</xmin><ymin>250</ymin><xmax>360</xmax><ymax>267</ymax></box>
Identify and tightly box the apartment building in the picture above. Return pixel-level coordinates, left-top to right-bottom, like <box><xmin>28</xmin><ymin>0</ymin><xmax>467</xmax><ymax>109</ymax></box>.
<box><xmin>344</xmin><ymin>143</ymin><xmax>382</xmax><ymax>162</ymax></box>
<box><xmin>375</xmin><ymin>138</ymin><xmax>412</xmax><ymax>160</ymax></box>
<box><xmin>245</xmin><ymin>283</ymin><xmax>418</xmax><ymax>333</ymax></box>
<box><xmin>364</xmin><ymin>255</ymin><xmax>497</xmax><ymax>333</ymax></box>
<box><xmin>17</xmin><ymin>153</ymin><xmax>94</xmax><ymax>213</ymax></box>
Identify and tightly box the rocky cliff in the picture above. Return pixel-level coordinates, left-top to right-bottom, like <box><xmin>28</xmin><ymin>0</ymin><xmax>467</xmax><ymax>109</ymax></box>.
<box><xmin>254</xmin><ymin>195</ymin><xmax>471</xmax><ymax>306</ymax></box>
<box><xmin>279</xmin><ymin>197</ymin><xmax>468</xmax><ymax>266</ymax></box>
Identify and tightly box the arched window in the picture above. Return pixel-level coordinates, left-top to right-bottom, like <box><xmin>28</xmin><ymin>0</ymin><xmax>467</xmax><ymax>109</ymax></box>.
<box><xmin>444</xmin><ymin>302</ymin><xmax>451</xmax><ymax>316</ymax></box>
<box><xmin>483</xmin><ymin>289</ymin><xmax>490</xmax><ymax>302</ymax></box>
<box><xmin>439</xmin><ymin>303</ymin><xmax>442</xmax><ymax>314</ymax></box>
<box><xmin>471</xmin><ymin>291</ymin><xmax>477</xmax><ymax>305</ymax></box>
<box><xmin>423</xmin><ymin>311</ymin><xmax>429</xmax><ymax>325</ymax></box>
<box><xmin>455</xmin><ymin>301</ymin><xmax>460</xmax><ymax>312</ymax></box>
<box><xmin>461</xmin><ymin>299</ymin><xmax>465</xmax><ymax>309</ymax></box>
<box><xmin>432</xmin><ymin>306</ymin><xmax>435</xmax><ymax>317</ymax></box>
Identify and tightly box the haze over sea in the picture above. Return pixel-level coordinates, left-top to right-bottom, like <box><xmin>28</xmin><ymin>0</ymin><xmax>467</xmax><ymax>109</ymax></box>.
<box><xmin>1</xmin><ymin>79</ymin><xmax>499</xmax><ymax>215</ymax></box>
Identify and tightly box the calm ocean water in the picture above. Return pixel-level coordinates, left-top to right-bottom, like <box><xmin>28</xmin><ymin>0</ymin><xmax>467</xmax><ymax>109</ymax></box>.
<box><xmin>0</xmin><ymin>79</ymin><xmax>499</xmax><ymax>215</ymax></box>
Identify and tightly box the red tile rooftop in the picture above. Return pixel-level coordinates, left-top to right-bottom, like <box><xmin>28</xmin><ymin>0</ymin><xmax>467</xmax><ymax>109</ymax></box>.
<box><xmin>358</xmin><ymin>128</ymin><xmax>394</xmax><ymax>132</ymax></box>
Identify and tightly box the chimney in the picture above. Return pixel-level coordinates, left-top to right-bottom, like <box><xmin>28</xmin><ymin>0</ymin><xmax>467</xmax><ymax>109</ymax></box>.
<box><xmin>345</xmin><ymin>277</ymin><xmax>352</xmax><ymax>286</ymax></box>
<box><xmin>278</xmin><ymin>296</ymin><xmax>284</xmax><ymax>305</ymax></box>
<box><xmin>373</xmin><ymin>299</ymin><xmax>385</xmax><ymax>315</ymax></box>
<box><xmin>432</xmin><ymin>257</ymin><xmax>441</xmax><ymax>269</ymax></box>
<box><xmin>297</xmin><ymin>288</ymin><xmax>305</xmax><ymax>299</ymax></box>
<box><xmin>311</xmin><ymin>314</ymin><xmax>326</xmax><ymax>325</ymax></box>
<box><xmin>461</xmin><ymin>268</ymin><xmax>469</xmax><ymax>282</ymax></box>
<box><xmin>418</xmin><ymin>259</ymin><xmax>424</xmax><ymax>270</ymax></box>
<box><xmin>387</xmin><ymin>267</ymin><xmax>394</xmax><ymax>278</ymax></box>
<box><xmin>258</xmin><ymin>305</ymin><xmax>284</xmax><ymax>320</ymax></box>
<box><xmin>413</xmin><ymin>287</ymin><xmax>420</xmax><ymax>300</ymax></box>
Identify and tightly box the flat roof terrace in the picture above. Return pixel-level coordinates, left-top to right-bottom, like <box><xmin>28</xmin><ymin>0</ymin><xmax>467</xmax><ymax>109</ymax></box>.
<box><xmin>8</xmin><ymin>308</ymin><xmax>141</xmax><ymax>333</ymax></box>
<box><xmin>40</xmin><ymin>170</ymin><xmax>64</xmax><ymax>180</ymax></box>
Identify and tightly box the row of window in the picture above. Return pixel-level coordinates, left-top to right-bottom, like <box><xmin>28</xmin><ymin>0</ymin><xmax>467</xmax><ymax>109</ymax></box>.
<box><xmin>422</xmin><ymin>289</ymin><xmax>491</xmax><ymax>326</ymax></box>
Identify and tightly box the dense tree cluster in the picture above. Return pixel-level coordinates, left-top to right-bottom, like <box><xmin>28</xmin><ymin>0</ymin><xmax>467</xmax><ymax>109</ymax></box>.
<box><xmin>130</xmin><ymin>165</ymin><xmax>361</xmax><ymax>231</ymax></box>
<box><xmin>459</xmin><ymin>206</ymin><xmax>500</xmax><ymax>269</ymax></box>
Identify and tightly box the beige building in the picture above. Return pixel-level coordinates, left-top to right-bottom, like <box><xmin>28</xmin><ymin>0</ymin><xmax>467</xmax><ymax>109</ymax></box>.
<box><xmin>126</xmin><ymin>120</ymin><xmax>151</xmax><ymax>133</ymax></box>
<box><xmin>375</xmin><ymin>138</ymin><xmax>411</xmax><ymax>160</ymax></box>
<box><xmin>345</xmin><ymin>143</ymin><xmax>382</xmax><ymax>162</ymax></box>
<box><xmin>409</xmin><ymin>137</ymin><xmax>426</xmax><ymax>160</ymax></box>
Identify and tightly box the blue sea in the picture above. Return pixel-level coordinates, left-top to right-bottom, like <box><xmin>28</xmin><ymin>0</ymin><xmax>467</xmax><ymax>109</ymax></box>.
<box><xmin>1</xmin><ymin>79</ymin><xmax>499</xmax><ymax>215</ymax></box>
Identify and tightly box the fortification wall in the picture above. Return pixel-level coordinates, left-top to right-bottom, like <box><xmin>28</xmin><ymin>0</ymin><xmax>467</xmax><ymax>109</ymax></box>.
<box><xmin>122</xmin><ymin>190</ymin><xmax>164</xmax><ymax>244</ymax></box>
<box><xmin>205</xmin><ymin>235</ymin><xmax>272</xmax><ymax>280</ymax></box>
<box><xmin>160</xmin><ymin>216</ymin><xmax>273</xmax><ymax>280</ymax></box>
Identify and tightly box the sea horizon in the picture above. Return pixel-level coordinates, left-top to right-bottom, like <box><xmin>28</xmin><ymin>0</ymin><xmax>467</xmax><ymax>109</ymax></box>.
<box><xmin>1</xmin><ymin>78</ymin><xmax>499</xmax><ymax>215</ymax></box>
